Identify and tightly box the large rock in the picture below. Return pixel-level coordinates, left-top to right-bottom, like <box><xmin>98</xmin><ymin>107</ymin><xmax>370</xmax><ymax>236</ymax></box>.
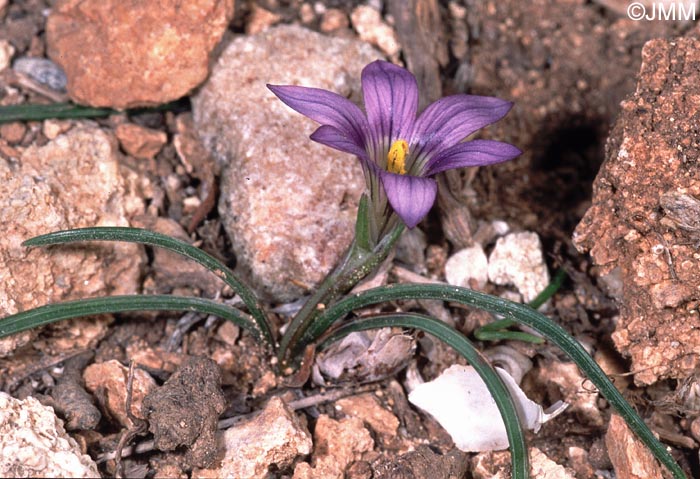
<box><xmin>574</xmin><ymin>38</ymin><xmax>700</xmax><ymax>385</ymax></box>
<box><xmin>193</xmin><ymin>25</ymin><xmax>381</xmax><ymax>301</ymax></box>
<box><xmin>0</xmin><ymin>126</ymin><xmax>145</xmax><ymax>356</ymax></box>
<box><xmin>46</xmin><ymin>0</ymin><xmax>235</xmax><ymax>109</ymax></box>
<box><xmin>0</xmin><ymin>392</ymin><xmax>100</xmax><ymax>478</ymax></box>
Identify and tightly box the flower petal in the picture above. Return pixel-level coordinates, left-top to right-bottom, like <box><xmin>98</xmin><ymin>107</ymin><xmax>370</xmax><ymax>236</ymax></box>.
<box><xmin>310</xmin><ymin>125</ymin><xmax>370</xmax><ymax>161</ymax></box>
<box><xmin>361</xmin><ymin>61</ymin><xmax>418</xmax><ymax>150</ymax></box>
<box><xmin>424</xmin><ymin>140</ymin><xmax>521</xmax><ymax>176</ymax></box>
<box><xmin>380</xmin><ymin>172</ymin><xmax>437</xmax><ymax>228</ymax></box>
<box><xmin>413</xmin><ymin>95</ymin><xmax>513</xmax><ymax>157</ymax></box>
<box><xmin>267</xmin><ymin>84</ymin><xmax>369</xmax><ymax>148</ymax></box>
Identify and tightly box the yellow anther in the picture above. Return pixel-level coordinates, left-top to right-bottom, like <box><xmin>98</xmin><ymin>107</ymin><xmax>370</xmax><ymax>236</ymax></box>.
<box><xmin>387</xmin><ymin>139</ymin><xmax>409</xmax><ymax>175</ymax></box>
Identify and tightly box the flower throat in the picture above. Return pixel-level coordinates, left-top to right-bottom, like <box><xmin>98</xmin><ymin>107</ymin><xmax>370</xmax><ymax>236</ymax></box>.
<box><xmin>387</xmin><ymin>139</ymin><xmax>409</xmax><ymax>175</ymax></box>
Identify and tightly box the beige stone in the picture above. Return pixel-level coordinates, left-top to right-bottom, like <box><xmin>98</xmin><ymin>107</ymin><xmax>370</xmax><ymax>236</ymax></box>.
<box><xmin>0</xmin><ymin>393</ymin><xmax>99</xmax><ymax>478</ymax></box>
<box><xmin>194</xmin><ymin>397</ymin><xmax>312</xmax><ymax>478</ymax></box>
<box><xmin>0</xmin><ymin>126</ymin><xmax>145</xmax><ymax>356</ymax></box>
<box><xmin>192</xmin><ymin>25</ymin><xmax>381</xmax><ymax>300</ymax></box>
<box><xmin>83</xmin><ymin>360</ymin><xmax>157</xmax><ymax>428</ymax></box>
<box><xmin>293</xmin><ymin>415</ymin><xmax>373</xmax><ymax>479</ymax></box>
<box><xmin>606</xmin><ymin>414</ymin><xmax>665</xmax><ymax>479</ymax></box>
<box><xmin>46</xmin><ymin>0</ymin><xmax>235</xmax><ymax>109</ymax></box>
<box><xmin>336</xmin><ymin>393</ymin><xmax>399</xmax><ymax>444</ymax></box>
<box><xmin>350</xmin><ymin>6</ymin><xmax>400</xmax><ymax>57</ymax></box>
<box><xmin>116</xmin><ymin>123</ymin><xmax>167</xmax><ymax>160</ymax></box>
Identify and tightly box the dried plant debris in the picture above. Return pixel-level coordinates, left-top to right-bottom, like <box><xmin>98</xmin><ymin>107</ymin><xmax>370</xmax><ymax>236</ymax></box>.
<box><xmin>312</xmin><ymin>328</ymin><xmax>415</xmax><ymax>386</ymax></box>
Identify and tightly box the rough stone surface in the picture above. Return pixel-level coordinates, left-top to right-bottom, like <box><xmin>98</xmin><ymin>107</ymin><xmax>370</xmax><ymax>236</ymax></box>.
<box><xmin>488</xmin><ymin>232</ymin><xmax>549</xmax><ymax>303</ymax></box>
<box><xmin>336</xmin><ymin>393</ymin><xmax>399</xmax><ymax>445</ymax></box>
<box><xmin>193</xmin><ymin>25</ymin><xmax>381</xmax><ymax>301</ymax></box>
<box><xmin>445</xmin><ymin>244</ymin><xmax>490</xmax><ymax>290</ymax></box>
<box><xmin>605</xmin><ymin>414</ymin><xmax>665</xmax><ymax>479</ymax></box>
<box><xmin>573</xmin><ymin>37</ymin><xmax>700</xmax><ymax>385</ymax></box>
<box><xmin>529</xmin><ymin>447</ymin><xmax>576</xmax><ymax>479</ymax></box>
<box><xmin>350</xmin><ymin>5</ymin><xmax>400</xmax><ymax>57</ymax></box>
<box><xmin>83</xmin><ymin>360</ymin><xmax>157</xmax><ymax>428</ymax></box>
<box><xmin>46</xmin><ymin>0</ymin><xmax>235</xmax><ymax>109</ymax></box>
<box><xmin>115</xmin><ymin>123</ymin><xmax>167</xmax><ymax>160</ymax></box>
<box><xmin>0</xmin><ymin>392</ymin><xmax>100</xmax><ymax>478</ymax></box>
<box><xmin>293</xmin><ymin>414</ymin><xmax>373</xmax><ymax>479</ymax></box>
<box><xmin>0</xmin><ymin>126</ymin><xmax>145</xmax><ymax>356</ymax></box>
<box><xmin>194</xmin><ymin>397</ymin><xmax>312</xmax><ymax>478</ymax></box>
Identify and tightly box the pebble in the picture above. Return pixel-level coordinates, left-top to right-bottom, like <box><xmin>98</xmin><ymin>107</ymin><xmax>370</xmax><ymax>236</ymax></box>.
<box><xmin>336</xmin><ymin>393</ymin><xmax>399</xmax><ymax>445</ymax></box>
<box><xmin>193</xmin><ymin>397</ymin><xmax>312</xmax><ymax>478</ymax></box>
<box><xmin>83</xmin><ymin>360</ymin><xmax>157</xmax><ymax>428</ymax></box>
<box><xmin>46</xmin><ymin>0</ymin><xmax>234</xmax><ymax>108</ymax></box>
<box><xmin>487</xmin><ymin>231</ymin><xmax>549</xmax><ymax>303</ymax></box>
<box><xmin>350</xmin><ymin>5</ymin><xmax>401</xmax><ymax>57</ymax></box>
<box><xmin>293</xmin><ymin>415</ymin><xmax>373</xmax><ymax>479</ymax></box>
<box><xmin>445</xmin><ymin>244</ymin><xmax>490</xmax><ymax>289</ymax></box>
<box><xmin>192</xmin><ymin>25</ymin><xmax>381</xmax><ymax>301</ymax></box>
<box><xmin>529</xmin><ymin>447</ymin><xmax>576</xmax><ymax>479</ymax></box>
<box><xmin>246</xmin><ymin>4</ymin><xmax>281</xmax><ymax>35</ymax></box>
<box><xmin>12</xmin><ymin>56</ymin><xmax>67</xmax><ymax>91</ymax></box>
<box><xmin>0</xmin><ymin>392</ymin><xmax>99</xmax><ymax>478</ymax></box>
<box><xmin>320</xmin><ymin>8</ymin><xmax>349</xmax><ymax>32</ymax></box>
<box><xmin>0</xmin><ymin>39</ymin><xmax>14</xmax><ymax>72</ymax></box>
<box><xmin>115</xmin><ymin>123</ymin><xmax>167</xmax><ymax>160</ymax></box>
<box><xmin>605</xmin><ymin>414</ymin><xmax>665</xmax><ymax>479</ymax></box>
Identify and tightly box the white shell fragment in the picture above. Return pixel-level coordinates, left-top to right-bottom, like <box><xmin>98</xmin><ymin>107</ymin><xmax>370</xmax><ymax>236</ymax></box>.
<box><xmin>408</xmin><ymin>365</ymin><xmax>567</xmax><ymax>452</ymax></box>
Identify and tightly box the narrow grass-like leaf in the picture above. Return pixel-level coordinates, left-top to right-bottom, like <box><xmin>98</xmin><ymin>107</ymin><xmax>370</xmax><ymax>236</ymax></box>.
<box><xmin>278</xmin><ymin>224</ymin><xmax>404</xmax><ymax>366</ymax></box>
<box><xmin>0</xmin><ymin>295</ymin><xmax>262</xmax><ymax>342</ymax></box>
<box><xmin>0</xmin><ymin>103</ymin><xmax>114</xmax><ymax>122</ymax></box>
<box><xmin>475</xmin><ymin>268</ymin><xmax>566</xmax><ymax>341</ymax></box>
<box><xmin>354</xmin><ymin>195</ymin><xmax>372</xmax><ymax>251</ymax></box>
<box><xmin>22</xmin><ymin>227</ymin><xmax>274</xmax><ymax>348</ymax></box>
<box><xmin>0</xmin><ymin>100</ymin><xmax>187</xmax><ymax>123</ymax></box>
<box><xmin>319</xmin><ymin>313</ymin><xmax>528</xmax><ymax>479</ymax></box>
<box><xmin>312</xmin><ymin>284</ymin><xmax>686</xmax><ymax>479</ymax></box>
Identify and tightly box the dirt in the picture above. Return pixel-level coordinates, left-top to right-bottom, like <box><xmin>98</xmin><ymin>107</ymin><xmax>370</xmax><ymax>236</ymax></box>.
<box><xmin>1</xmin><ymin>0</ymin><xmax>699</xmax><ymax>478</ymax></box>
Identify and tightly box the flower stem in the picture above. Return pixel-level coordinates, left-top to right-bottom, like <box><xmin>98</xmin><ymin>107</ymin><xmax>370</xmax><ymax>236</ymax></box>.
<box><xmin>277</xmin><ymin>224</ymin><xmax>404</xmax><ymax>368</ymax></box>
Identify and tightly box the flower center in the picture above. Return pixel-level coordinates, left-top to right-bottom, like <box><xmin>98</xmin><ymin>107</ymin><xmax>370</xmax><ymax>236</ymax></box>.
<box><xmin>387</xmin><ymin>139</ymin><xmax>409</xmax><ymax>175</ymax></box>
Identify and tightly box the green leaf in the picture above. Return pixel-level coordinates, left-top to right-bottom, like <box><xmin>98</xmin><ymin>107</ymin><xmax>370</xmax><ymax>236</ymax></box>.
<box><xmin>277</xmin><ymin>223</ymin><xmax>404</xmax><ymax>366</ymax></box>
<box><xmin>0</xmin><ymin>103</ymin><xmax>114</xmax><ymax>123</ymax></box>
<box><xmin>354</xmin><ymin>194</ymin><xmax>372</xmax><ymax>251</ymax></box>
<box><xmin>23</xmin><ymin>227</ymin><xmax>274</xmax><ymax>348</ymax></box>
<box><xmin>0</xmin><ymin>100</ymin><xmax>187</xmax><ymax>124</ymax></box>
<box><xmin>475</xmin><ymin>268</ymin><xmax>566</xmax><ymax>341</ymax></box>
<box><xmin>0</xmin><ymin>295</ymin><xmax>262</xmax><ymax>342</ymax></box>
<box><xmin>319</xmin><ymin>313</ymin><xmax>528</xmax><ymax>479</ymax></box>
<box><xmin>312</xmin><ymin>283</ymin><xmax>686</xmax><ymax>479</ymax></box>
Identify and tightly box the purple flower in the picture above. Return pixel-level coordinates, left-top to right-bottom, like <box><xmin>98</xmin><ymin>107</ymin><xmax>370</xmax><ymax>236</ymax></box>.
<box><xmin>268</xmin><ymin>60</ymin><xmax>520</xmax><ymax>229</ymax></box>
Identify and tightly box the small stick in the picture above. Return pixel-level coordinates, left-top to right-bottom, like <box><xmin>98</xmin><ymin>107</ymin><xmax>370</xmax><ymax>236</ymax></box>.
<box><xmin>113</xmin><ymin>361</ymin><xmax>148</xmax><ymax>477</ymax></box>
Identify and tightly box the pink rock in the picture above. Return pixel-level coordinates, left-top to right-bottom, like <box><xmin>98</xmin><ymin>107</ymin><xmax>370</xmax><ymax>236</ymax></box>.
<box><xmin>46</xmin><ymin>0</ymin><xmax>235</xmax><ymax>109</ymax></box>
<box><xmin>573</xmin><ymin>38</ymin><xmax>700</xmax><ymax>385</ymax></box>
